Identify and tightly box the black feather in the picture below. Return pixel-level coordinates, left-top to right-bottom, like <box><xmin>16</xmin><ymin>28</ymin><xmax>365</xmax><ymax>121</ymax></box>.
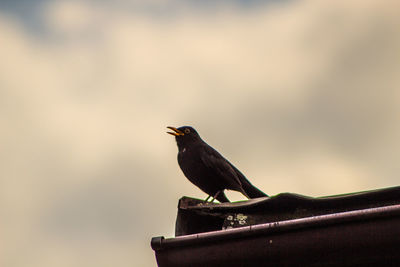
<box><xmin>169</xmin><ymin>126</ymin><xmax>268</xmax><ymax>202</ymax></box>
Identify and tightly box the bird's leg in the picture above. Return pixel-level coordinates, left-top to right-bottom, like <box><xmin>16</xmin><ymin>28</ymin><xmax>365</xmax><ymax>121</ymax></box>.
<box><xmin>204</xmin><ymin>195</ymin><xmax>211</xmax><ymax>202</ymax></box>
<box><xmin>209</xmin><ymin>191</ymin><xmax>221</xmax><ymax>203</ymax></box>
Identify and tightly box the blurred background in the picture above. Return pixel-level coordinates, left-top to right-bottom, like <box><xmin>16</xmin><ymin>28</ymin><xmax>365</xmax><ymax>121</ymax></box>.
<box><xmin>1</xmin><ymin>0</ymin><xmax>399</xmax><ymax>266</ymax></box>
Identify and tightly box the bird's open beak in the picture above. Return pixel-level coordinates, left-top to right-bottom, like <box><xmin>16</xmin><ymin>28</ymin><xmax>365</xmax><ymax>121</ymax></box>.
<box><xmin>167</xmin><ymin>126</ymin><xmax>184</xmax><ymax>136</ymax></box>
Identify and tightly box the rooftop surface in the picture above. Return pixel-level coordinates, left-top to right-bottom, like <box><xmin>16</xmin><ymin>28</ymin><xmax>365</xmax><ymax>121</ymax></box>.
<box><xmin>152</xmin><ymin>186</ymin><xmax>400</xmax><ymax>266</ymax></box>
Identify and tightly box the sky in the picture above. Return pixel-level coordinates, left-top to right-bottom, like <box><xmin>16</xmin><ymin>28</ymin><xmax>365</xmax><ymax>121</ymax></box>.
<box><xmin>1</xmin><ymin>0</ymin><xmax>400</xmax><ymax>266</ymax></box>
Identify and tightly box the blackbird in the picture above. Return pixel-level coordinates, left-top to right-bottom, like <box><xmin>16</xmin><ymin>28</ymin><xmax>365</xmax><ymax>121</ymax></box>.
<box><xmin>167</xmin><ymin>126</ymin><xmax>267</xmax><ymax>203</ymax></box>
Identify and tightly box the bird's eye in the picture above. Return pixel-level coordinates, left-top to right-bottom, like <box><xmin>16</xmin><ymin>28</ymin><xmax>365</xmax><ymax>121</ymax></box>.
<box><xmin>184</xmin><ymin>128</ymin><xmax>191</xmax><ymax>134</ymax></box>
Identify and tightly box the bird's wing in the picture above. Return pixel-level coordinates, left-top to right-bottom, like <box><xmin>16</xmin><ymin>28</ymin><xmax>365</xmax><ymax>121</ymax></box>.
<box><xmin>199</xmin><ymin>145</ymin><xmax>243</xmax><ymax>191</ymax></box>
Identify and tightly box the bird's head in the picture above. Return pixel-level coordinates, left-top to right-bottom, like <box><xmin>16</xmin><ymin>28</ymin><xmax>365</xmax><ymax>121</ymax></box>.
<box><xmin>167</xmin><ymin>126</ymin><xmax>201</xmax><ymax>148</ymax></box>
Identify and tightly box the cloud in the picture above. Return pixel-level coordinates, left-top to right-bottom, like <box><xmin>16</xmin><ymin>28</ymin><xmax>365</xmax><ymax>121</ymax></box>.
<box><xmin>1</xmin><ymin>0</ymin><xmax>400</xmax><ymax>266</ymax></box>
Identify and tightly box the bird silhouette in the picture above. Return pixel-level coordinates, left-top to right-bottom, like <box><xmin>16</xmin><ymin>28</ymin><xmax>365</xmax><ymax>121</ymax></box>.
<box><xmin>167</xmin><ymin>126</ymin><xmax>267</xmax><ymax>203</ymax></box>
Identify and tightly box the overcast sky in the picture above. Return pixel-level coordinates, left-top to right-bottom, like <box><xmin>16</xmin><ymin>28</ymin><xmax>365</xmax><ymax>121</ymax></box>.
<box><xmin>1</xmin><ymin>0</ymin><xmax>400</xmax><ymax>266</ymax></box>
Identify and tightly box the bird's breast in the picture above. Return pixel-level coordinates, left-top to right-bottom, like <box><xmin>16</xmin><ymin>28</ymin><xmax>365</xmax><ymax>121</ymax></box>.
<box><xmin>178</xmin><ymin>147</ymin><xmax>200</xmax><ymax>170</ymax></box>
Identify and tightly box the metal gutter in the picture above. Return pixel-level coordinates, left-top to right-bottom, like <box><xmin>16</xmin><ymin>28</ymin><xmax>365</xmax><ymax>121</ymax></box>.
<box><xmin>152</xmin><ymin>204</ymin><xmax>400</xmax><ymax>266</ymax></box>
<box><xmin>152</xmin><ymin>203</ymin><xmax>400</xmax><ymax>251</ymax></box>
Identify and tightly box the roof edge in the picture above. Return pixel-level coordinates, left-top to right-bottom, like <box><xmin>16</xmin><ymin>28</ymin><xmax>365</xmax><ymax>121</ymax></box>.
<box><xmin>152</xmin><ymin>203</ymin><xmax>400</xmax><ymax>251</ymax></box>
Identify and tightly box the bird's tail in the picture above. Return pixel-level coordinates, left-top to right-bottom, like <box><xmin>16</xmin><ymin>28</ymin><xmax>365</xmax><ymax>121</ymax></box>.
<box><xmin>241</xmin><ymin>180</ymin><xmax>268</xmax><ymax>198</ymax></box>
<box><xmin>228</xmin><ymin>162</ymin><xmax>268</xmax><ymax>198</ymax></box>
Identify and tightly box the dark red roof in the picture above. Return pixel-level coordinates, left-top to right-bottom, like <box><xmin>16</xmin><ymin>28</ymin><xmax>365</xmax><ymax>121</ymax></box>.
<box><xmin>151</xmin><ymin>186</ymin><xmax>400</xmax><ymax>266</ymax></box>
